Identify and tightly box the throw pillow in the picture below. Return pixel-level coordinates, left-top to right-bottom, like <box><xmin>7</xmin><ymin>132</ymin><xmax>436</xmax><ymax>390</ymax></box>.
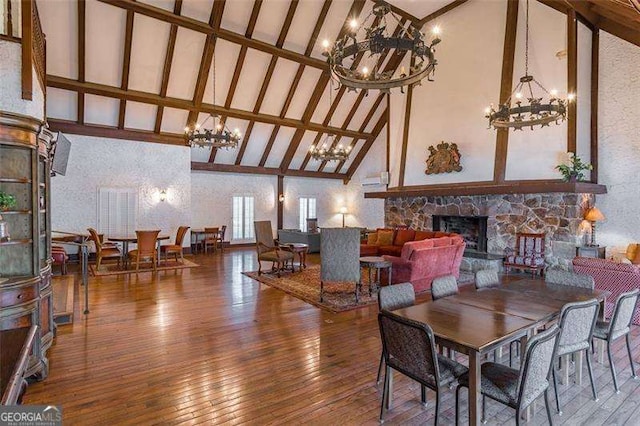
<box><xmin>414</xmin><ymin>230</ymin><xmax>435</xmax><ymax>240</ymax></box>
<box><xmin>612</xmin><ymin>253</ymin><xmax>633</xmax><ymax>265</ymax></box>
<box><xmin>394</xmin><ymin>229</ymin><xmax>416</xmax><ymax>246</ymax></box>
<box><xmin>377</xmin><ymin>230</ymin><xmax>394</xmax><ymax>246</ymax></box>
<box><xmin>634</xmin><ymin>247</ymin><xmax>640</xmax><ymax>265</ymax></box>
<box><xmin>627</xmin><ymin>243</ymin><xmax>639</xmax><ymax>262</ymax></box>
<box><xmin>367</xmin><ymin>232</ymin><xmax>379</xmax><ymax>245</ymax></box>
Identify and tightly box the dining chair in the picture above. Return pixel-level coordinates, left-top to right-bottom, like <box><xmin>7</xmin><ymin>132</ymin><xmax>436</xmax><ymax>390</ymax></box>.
<box><xmin>431</xmin><ymin>275</ymin><xmax>459</xmax><ymax>301</ymax></box>
<box><xmin>551</xmin><ymin>299</ymin><xmax>600</xmax><ymax>414</ymax></box>
<box><xmin>87</xmin><ymin>227</ymin><xmax>121</xmax><ymax>271</ymax></box>
<box><xmin>592</xmin><ymin>289</ymin><xmax>640</xmax><ymax>393</ymax></box>
<box><xmin>160</xmin><ymin>226</ymin><xmax>190</xmax><ymax>263</ymax></box>
<box><xmin>475</xmin><ymin>269</ymin><xmax>499</xmax><ymax>289</ymax></box>
<box><xmin>320</xmin><ymin>228</ymin><xmax>360</xmax><ymax>302</ymax></box>
<box><xmin>376</xmin><ymin>283</ymin><xmax>416</xmax><ymax>384</ymax></box>
<box><xmin>455</xmin><ymin>325</ymin><xmax>560</xmax><ymax>426</ymax></box>
<box><xmin>128</xmin><ymin>230</ymin><xmax>160</xmax><ymax>272</ymax></box>
<box><xmin>545</xmin><ymin>268</ymin><xmax>595</xmax><ymax>290</ymax></box>
<box><xmin>379</xmin><ymin>310</ymin><xmax>468</xmax><ymax>424</ymax></box>
<box><xmin>203</xmin><ymin>227</ymin><xmax>219</xmax><ymax>254</ymax></box>
<box><xmin>216</xmin><ymin>225</ymin><xmax>227</xmax><ymax>253</ymax></box>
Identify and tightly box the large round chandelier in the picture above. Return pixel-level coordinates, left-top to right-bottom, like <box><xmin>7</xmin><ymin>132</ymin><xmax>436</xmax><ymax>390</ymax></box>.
<box><xmin>185</xmin><ymin>40</ymin><xmax>241</xmax><ymax>149</ymax></box>
<box><xmin>323</xmin><ymin>1</ymin><xmax>441</xmax><ymax>93</ymax></box>
<box><xmin>309</xmin><ymin>80</ymin><xmax>352</xmax><ymax>162</ymax></box>
<box><xmin>485</xmin><ymin>0</ymin><xmax>572</xmax><ymax>130</ymax></box>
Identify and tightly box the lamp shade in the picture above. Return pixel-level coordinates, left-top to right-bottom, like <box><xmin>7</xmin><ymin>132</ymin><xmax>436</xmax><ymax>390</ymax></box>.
<box><xmin>585</xmin><ymin>207</ymin><xmax>605</xmax><ymax>222</ymax></box>
<box><xmin>339</xmin><ymin>206</ymin><xmax>348</xmax><ymax>214</ymax></box>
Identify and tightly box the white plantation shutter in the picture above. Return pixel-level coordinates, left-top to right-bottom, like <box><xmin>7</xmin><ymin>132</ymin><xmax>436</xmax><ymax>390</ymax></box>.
<box><xmin>299</xmin><ymin>197</ymin><xmax>317</xmax><ymax>232</ymax></box>
<box><xmin>232</xmin><ymin>195</ymin><xmax>255</xmax><ymax>240</ymax></box>
<box><xmin>244</xmin><ymin>196</ymin><xmax>254</xmax><ymax>239</ymax></box>
<box><xmin>97</xmin><ymin>188</ymin><xmax>137</xmax><ymax>236</ymax></box>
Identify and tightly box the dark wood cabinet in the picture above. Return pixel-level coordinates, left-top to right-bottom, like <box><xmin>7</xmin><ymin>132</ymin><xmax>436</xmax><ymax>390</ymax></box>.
<box><xmin>576</xmin><ymin>245</ymin><xmax>606</xmax><ymax>259</ymax></box>
<box><xmin>0</xmin><ymin>112</ymin><xmax>53</xmax><ymax>381</ymax></box>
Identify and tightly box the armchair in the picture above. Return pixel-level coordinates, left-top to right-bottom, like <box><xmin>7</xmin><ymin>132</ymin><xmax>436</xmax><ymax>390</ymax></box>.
<box><xmin>254</xmin><ymin>221</ymin><xmax>293</xmax><ymax>278</ymax></box>
<box><xmin>320</xmin><ymin>228</ymin><xmax>361</xmax><ymax>302</ymax></box>
<box><xmin>504</xmin><ymin>232</ymin><xmax>545</xmax><ymax>276</ymax></box>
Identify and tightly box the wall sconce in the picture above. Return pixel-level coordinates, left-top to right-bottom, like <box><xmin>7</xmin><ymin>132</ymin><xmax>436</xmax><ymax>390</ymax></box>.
<box><xmin>160</xmin><ymin>190</ymin><xmax>167</xmax><ymax>202</ymax></box>
<box><xmin>339</xmin><ymin>206</ymin><xmax>348</xmax><ymax>228</ymax></box>
<box><xmin>278</xmin><ymin>193</ymin><xmax>285</xmax><ymax>203</ymax></box>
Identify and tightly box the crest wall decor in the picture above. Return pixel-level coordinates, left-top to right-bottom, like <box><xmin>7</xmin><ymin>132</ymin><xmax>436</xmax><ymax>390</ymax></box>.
<box><xmin>425</xmin><ymin>142</ymin><xmax>462</xmax><ymax>175</ymax></box>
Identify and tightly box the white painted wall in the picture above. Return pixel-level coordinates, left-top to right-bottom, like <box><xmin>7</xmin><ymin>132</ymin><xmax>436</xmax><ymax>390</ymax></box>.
<box><xmin>50</xmin><ymin>135</ymin><xmax>192</xmax><ymax>246</ymax></box>
<box><xmin>0</xmin><ymin>40</ymin><xmax>45</xmax><ymax>120</ymax></box>
<box><xmin>595</xmin><ymin>33</ymin><xmax>640</xmax><ymax>253</ymax></box>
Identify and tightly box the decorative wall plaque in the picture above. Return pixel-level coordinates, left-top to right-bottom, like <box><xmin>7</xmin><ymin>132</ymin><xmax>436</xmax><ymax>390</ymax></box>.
<box><xmin>425</xmin><ymin>141</ymin><xmax>462</xmax><ymax>175</ymax></box>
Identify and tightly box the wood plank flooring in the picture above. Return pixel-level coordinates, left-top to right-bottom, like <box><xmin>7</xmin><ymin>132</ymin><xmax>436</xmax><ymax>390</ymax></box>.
<box><xmin>24</xmin><ymin>248</ymin><xmax>640</xmax><ymax>425</ymax></box>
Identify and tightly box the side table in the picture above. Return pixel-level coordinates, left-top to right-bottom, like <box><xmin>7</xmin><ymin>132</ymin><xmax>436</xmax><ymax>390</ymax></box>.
<box><xmin>283</xmin><ymin>243</ymin><xmax>309</xmax><ymax>272</ymax></box>
<box><xmin>576</xmin><ymin>245</ymin><xmax>606</xmax><ymax>259</ymax></box>
<box><xmin>359</xmin><ymin>256</ymin><xmax>392</xmax><ymax>297</ymax></box>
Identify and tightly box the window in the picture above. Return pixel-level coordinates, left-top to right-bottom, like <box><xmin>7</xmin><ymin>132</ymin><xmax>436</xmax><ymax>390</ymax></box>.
<box><xmin>97</xmin><ymin>187</ymin><xmax>138</xmax><ymax>236</ymax></box>
<box><xmin>232</xmin><ymin>196</ymin><xmax>255</xmax><ymax>240</ymax></box>
<box><xmin>299</xmin><ymin>197</ymin><xmax>317</xmax><ymax>232</ymax></box>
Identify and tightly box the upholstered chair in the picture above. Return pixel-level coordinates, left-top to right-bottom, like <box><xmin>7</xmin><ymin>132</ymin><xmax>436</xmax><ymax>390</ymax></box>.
<box><xmin>431</xmin><ymin>275</ymin><xmax>459</xmax><ymax>301</ymax></box>
<box><xmin>545</xmin><ymin>269</ymin><xmax>595</xmax><ymax>290</ymax></box>
<box><xmin>320</xmin><ymin>228</ymin><xmax>361</xmax><ymax>302</ymax></box>
<box><xmin>128</xmin><ymin>230</ymin><xmax>160</xmax><ymax>272</ymax></box>
<box><xmin>203</xmin><ymin>227</ymin><xmax>219</xmax><ymax>254</ymax></box>
<box><xmin>551</xmin><ymin>299</ymin><xmax>600</xmax><ymax>414</ymax></box>
<box><xmin>379</xmin><ymin>310</ymin><xmax>468</xmax><ymax>424</ymax></box>
<box><xmin>51</xmin><ymin>245</ymin><xmax>69</xmax><ymax>275</ymax></box>
<box><xmin>376</xmin><ymin>283</ymin><xmax>416</xmax><ymax>384</ymax></box>
<box><xmin>593</xmin><ymin>289</ymin><xmax>640</xmax><ymax>392</ymax></box>
<box><xmin>254</xmin><ymin>221</ymin><xmax>293</xmax><ymax>278</ymax></box>
<box><xmin>455</xmin><ymin>325</ymin><xmax>560</xmax><ymax>426</ymax></box>
<box><xmin>503</xmin><ymin>232</ymin><xmax>546</xmax><ymax>276</ymax></box>
<box><xmin>475</xmin><ymin>269</ymin><xmax>499</xmax><ymax>289</ymax></box>
<box><xmin>87</xmin><ymin>227</ymin><xmax>121</xmax><ymax>271</ymax></box>
<box><xmin>160</xmin><ymin>226</ymin><xmax>190</xmax><ymax>263</ymax></box>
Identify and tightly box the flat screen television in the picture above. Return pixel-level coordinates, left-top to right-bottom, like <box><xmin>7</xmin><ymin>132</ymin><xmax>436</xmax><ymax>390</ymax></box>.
<box><xmin>51</xmin><ymin>132</ymin><xmax>71</xmax><ymax>176</ymax></box>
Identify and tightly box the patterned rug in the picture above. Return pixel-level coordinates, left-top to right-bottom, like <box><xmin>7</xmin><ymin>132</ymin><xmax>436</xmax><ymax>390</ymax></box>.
<box><xmin>90</xmin><ymin>258</ymin><xmax>199</xmax><ymax>276</ymax></box>
<box><xmin>243</xmin><ymin>265</ymin><xmax>378</xmax><ymax>313</ymax></box>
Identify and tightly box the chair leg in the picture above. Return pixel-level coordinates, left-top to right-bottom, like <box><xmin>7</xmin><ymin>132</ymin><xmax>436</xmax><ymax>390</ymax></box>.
<box><xmin>607</xmin><ymin>340</ymin><xmax>620</xmax><ymax>393</ymax></box>
<box><xmin>96</xmin><ymin>255</ymin><xmax>102</xmax><ymax>271</ymax></box>
<box><xmin>515</xmin><ymin>408</ymin><xmax>520</xmax><ymax>426</ymax></box>
<box><xmin>376</xmin><ymin>353</ymin><xmax>384</xmax><ymax>385</ymax></box>
<box><xmin>434</xmin><ymin>391</ymin><xmax>440</xmax><ymax>426</ymax></box>
<box><xmin>544</xmin><ymin>389</ymin><xmax>554</xmax><ymax>426</ymax></box>
<box><xmin>380</xmin><ymin>366</ymin><xmax>390</xmax><ymax>423</ymax></box>
<box><xmin>585</xmin><ymin>349</ymin><xmax>598</xmax><ymax>401</ymax></box>
<box><xmin>455</xmin><ymin>386</ymin><xmax>461</xmax><ymax>426</ymax></box>
<box><xmin>258</xmin><ymin>261</ymin><xmax>262</xmax><ymax>276</ymax></box>
<box><xmin>481</xmin><ymin>395</ymin><xmax>486</xmax><ymax>424</ymax></box>
<box><xmin>552</xmin><ymin>367</ymin><xmax>561</xmax><ymax>415</ymax></box>
<box><xmin>627</xmin><ymin>334</ymin><xmax>637</xmax><ymax>379</ymax></box>
<box><xmin>320</xmin><ymin>280</ymin><xmax>324</xmax><ymax>302</ymax></box>
<box><xmin>421</xmin><ymin>385</ymin><xmax>427</xmax><ymax>406</ymax></box>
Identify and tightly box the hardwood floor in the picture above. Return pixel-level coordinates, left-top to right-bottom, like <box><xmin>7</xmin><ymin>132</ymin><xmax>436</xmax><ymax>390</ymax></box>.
<box><xmin>25</xmin><ymin>248</ymin><xmax>640</xmax><ymax>425</ymax></box>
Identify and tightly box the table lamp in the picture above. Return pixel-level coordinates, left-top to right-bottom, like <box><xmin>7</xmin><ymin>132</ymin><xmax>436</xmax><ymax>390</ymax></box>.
<box><xmin>584</xmin><ymin>207</ymin><xmax>605</xmax><ymax>246</ymax></box>
<box><xmin>339</xmin><ymin>207</ymin><xmax>348</xmax><ymax>227</ymax></box>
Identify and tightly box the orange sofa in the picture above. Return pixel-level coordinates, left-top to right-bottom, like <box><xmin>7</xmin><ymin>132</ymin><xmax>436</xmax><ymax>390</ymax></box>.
<box><xmin>360</xmin><ymin>228</ymin><xmax>458</xmax><ymax>257</ymax></box>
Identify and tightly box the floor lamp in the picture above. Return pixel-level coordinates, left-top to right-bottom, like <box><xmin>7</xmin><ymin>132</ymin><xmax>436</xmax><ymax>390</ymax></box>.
<box><xmin>584</xmin><ymin>207</ymin><xmax>605</xmax><ymax>246</ymax></box>
<box><xmin>340</xmin><ymin>207</ymin><xmax>348</xmax><ymax>228</ymax></box>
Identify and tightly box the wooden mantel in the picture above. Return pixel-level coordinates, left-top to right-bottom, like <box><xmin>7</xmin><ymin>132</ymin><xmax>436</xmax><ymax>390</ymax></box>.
<box><xmin>364</xmin><ymin>181</ymin><xmax>607</xmax><ymax>199</ymax></box>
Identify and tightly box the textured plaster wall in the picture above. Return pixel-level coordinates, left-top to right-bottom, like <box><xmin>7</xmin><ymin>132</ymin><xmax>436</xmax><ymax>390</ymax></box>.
<box><xmin>50</xmin><ymin>135</ymin><xmax>192</xmax><ymax>246</ymax></box>
<box><xmin>0</xmin><ymin>41</ymin><xmax>45</xmax><ymax>120</ymax></box>
<box><xmin>596</xmin><ymin>33</ymin><xmax>640</xmax><ymax>254</ymax></box>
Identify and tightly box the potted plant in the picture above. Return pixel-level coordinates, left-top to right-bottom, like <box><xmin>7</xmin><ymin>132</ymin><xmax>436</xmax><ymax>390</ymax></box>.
<box><xmin>555</xmin><ymin>153</ymin><xmax>593</xmax><ymax>182</ymax></box>
<box><xmin>0</xmin><ymin>191</ymin><xmax>17</xmax><ymax>211</ymax></box>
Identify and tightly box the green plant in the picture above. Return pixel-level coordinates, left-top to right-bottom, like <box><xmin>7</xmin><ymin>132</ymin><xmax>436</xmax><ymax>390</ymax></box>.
<box><xmin>0</xmin><ymin>191</ymin><xmax>17</xmax><ymax>211</ymax></box>
<box><xmin>555</xmin><ymin>153</ymin><xmax>593</xmax><ymax>182</ymax></box>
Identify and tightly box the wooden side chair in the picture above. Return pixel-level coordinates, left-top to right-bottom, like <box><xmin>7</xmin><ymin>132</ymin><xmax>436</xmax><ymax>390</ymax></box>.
<box><xmin>160</xmin><ymin>226</ymin><xmax>190</xmax><ymax>263</ymax></box>
<box><xmin>128</xmin><ymin>230</ymin><xmax>160</xmax><ymax>272</ymax></box>
<box><xmin>216</xmin><ymin>225</ymin><xmax>227</xmax><ymax>252</ymax></box>
<box><xmin>504</xmin><ymin>232</ymin><xmax>546</xmax><ymax>276</ymax></box>
<box><xmin>87</xmin><ymin>227</ymin><xmax>121</xmax><ymax>271</ymax></box>
<box><xmin>254</xmin><ymin>221</ymin><xmax>293</xmax><ymax>277</ymax></box>
<box><xmin>203</xmin><ymin>227</ymin><xmax>219</xmax><ymax>254</ymax></box>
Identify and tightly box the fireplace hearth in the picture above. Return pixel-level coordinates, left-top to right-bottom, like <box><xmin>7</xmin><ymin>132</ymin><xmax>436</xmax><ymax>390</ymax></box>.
<box><xmin>433</xmin><ymin>215</ymin><xmax>488</xmax><ymax>254</ymax></box>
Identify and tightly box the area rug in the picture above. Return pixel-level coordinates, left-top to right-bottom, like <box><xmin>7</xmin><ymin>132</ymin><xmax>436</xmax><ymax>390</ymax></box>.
<box><xmin>243</xmin><ymin>265</ymin><xmax>378</xmax><ymax>313</ymax></box>
<box><xmin>89</xmin><ymin>258</ymin><xmax>199</xmax><ymax>276</ymax></box>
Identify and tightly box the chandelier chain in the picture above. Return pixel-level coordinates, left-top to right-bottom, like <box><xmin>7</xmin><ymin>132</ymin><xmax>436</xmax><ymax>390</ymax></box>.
<box><xmin>525</xmin><ymin>0</ymin><xmax>529</xmax><ymax>76</ymax></box>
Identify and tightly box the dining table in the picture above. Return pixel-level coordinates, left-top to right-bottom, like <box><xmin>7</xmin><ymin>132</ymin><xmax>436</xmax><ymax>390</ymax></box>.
<box><xmin>392</xmin><ymin>278</ymin><xmax>609</xmax><ymax>426</ymax></box>
<box><xmin>107</xmin><ymin>234</ymin><xmax>170</xmax><ymax>268</ymax></box>
<box><xmin>190</xmin><ymin>228</ymin><xmax>221</xmax><ymax>253</ymax></box>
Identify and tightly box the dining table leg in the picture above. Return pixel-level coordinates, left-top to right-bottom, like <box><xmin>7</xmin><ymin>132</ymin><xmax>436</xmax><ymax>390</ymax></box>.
<box><xmin>469</xmin><ymin>349</ymin><xmax>482</xmax><ymax>426</ymax></box>
<box><xmin>122</xmin><ymin>241</ymin><xmax>129</xmax><ymax>269</ymax></box>
<box><xmin>156</xmin><ymin>240</ymin><xmax>162</xmax><ymax>266</ymax></box>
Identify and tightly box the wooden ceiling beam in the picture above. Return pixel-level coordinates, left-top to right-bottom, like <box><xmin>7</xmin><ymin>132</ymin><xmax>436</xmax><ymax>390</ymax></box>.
<box><xmin>46</xmin><ymin>76</ymin><xmax>370</xmax><ymax>140</ymax></box>
<box><xmin>97</xmin><ymin>0</ymin><xmax>327</xmax><ymax>70</ymax></box>
<box><xmin>235</xmin><ymin>0</ymin><xmax>299</xmax><ymax>166</ymax></box>
<box><xmin>419</xmin><ymin>0</ymin><xmax>469</xmax><ymax>26</ymax></box>
<box><xmin>154</xmin><ymin>0</ymin><xmax>182</xmax><ymax>134</ymax></box>
<box><xmin>77</xmin><ymin>0</ymin><xmax>86</xmax><ymax>124</ymax></box>
<box><xmin>118</xmin><ymin>10</ymin><xmax>134</xmax><ymax>129</ymax></box>
<box><xmin>191</xmin><ymin>162</ymin><xmax>347</xmax><ymax>180</ymax></box>
<box><xmin>257</xmin><ymin>0</ymin><xmax>332</xmax><ymax>168</ymax></box>
<box><xmin>345</xmin><ymin>110</ymin><xmax>387</xmax><ymax>181</ymax></box>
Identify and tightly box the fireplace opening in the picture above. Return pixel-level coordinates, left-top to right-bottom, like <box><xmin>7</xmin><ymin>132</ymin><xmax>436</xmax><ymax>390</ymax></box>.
<box><xmin>432</xmin><ymin>215</ymin><xmax>488</xmax><ymax>254</ymax></box>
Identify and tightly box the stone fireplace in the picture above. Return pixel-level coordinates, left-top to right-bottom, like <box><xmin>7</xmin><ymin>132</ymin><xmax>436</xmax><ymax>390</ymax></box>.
<box><xmin>433</xmin><ymin>215</ymin><xmax>488</xmax><ymax>254</ymax></box>
<box><xmin>385</xmin><ymin>193</ymin><xmax>594</xmax><ymax>270</ymax></box>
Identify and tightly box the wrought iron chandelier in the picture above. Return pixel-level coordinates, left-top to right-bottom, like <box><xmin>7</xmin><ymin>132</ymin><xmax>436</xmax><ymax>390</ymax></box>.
<box><xmin>185</xmin><ymin>40</ymin><xmax>241</xmax><ymax>149</ymax></box>
<box><xmin>322</xmin><ymin>1</ymin><xmax>441</xmax><ymax>93</ymax></box>
<box><xmin>485</xmin><ymin>0</ymin><xmax>572</xmax><ymax>130</ymax></box>
<box><xmin>309</xmin><ymin>80</ymin><xmax>352</xmax><ymax>162</ymax></box>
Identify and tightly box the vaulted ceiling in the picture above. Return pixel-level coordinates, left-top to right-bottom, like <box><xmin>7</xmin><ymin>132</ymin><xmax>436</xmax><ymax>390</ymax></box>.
<box><xmin>37</xmin><ymin>0</ymin><xmax>640</xmax><ymax>180</ymax></box>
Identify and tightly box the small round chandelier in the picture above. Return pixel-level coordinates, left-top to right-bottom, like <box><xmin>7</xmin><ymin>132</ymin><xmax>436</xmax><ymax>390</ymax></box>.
<box><xmin>185</xmin><ymin>40</ymin><xmax>241</xmax><ymax>149</ymax></box>
<box><xmin>322</xmin><ymin>1</ymin><xmax>441</xmax><ymax>93</ymax></box>
<box><xmin>485</xmin><ymin>0</ymin><xmax>572</xmax><ymax>130</ymax></box>
<box><xmin>309</xmin><ymin>80</ymin><xmax>352</xmax><ymax>162</ymax></box>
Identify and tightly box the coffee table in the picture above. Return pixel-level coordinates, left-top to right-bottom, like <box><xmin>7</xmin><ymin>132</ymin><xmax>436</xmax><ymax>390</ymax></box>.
<box><xmin>359</xmin><ymin>256</ymin><xmax>392</xmax><ymax>296</ymax></box>
<box><xmin>283</xmin><ymin>243</ymin><xmax>309</xmax><ymax>272</ymax></box>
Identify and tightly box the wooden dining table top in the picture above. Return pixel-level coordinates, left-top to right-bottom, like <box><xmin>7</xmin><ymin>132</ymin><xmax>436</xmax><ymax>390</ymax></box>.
<box><xmin>107</xmin><ymin>235</ymin><xmax>170</xmax><ymax>242</ymax></box>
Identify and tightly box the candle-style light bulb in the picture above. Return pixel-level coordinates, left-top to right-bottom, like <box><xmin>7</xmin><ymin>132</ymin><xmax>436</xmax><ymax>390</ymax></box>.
<box><xmin>567</xmin><ymin>93</ymin><xmax>576</xmax><ymax>101</ymax></box>
<box><xmin>515</xmin><ymin>92</ymin><xmax>522</xmax><ymax>100</ymax></box>
<box><xmin>349</xmin><ymin>19</ymin><xmax>358</xmax><ymax>30</ymax></box>
<box><xmin>322</xmin><ymin>39</ymin><xmax>330</xmax><ymax>50</ymax></box>
<box><xmin>432</xmin><ymin>25</ymin><xmax>441</xmax><ymax>35</ymax></box>
<box><xmin>550</xmin><ymin>89</ymin><xmax>558</xmax><ymax>97</ymax></box>
<box><xmin>362</xmin><ymin>66</ymin><xmax>369</xmax><ymax>76</ymax></box>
